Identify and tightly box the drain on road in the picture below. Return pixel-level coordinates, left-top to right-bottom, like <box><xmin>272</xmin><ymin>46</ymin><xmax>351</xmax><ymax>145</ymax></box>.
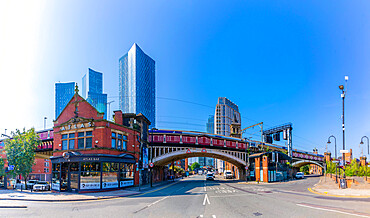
<box><xmin>253</xmin><ymin>212</ymin><xmax>263</xmax><ymax>216</ymax></box>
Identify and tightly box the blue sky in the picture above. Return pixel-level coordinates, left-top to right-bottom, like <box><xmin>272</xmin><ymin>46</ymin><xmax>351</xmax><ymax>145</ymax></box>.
<box><xmin>1</xmin><ymin>0</ymin><xmax>370</xmax><ymax>158</ymax></box>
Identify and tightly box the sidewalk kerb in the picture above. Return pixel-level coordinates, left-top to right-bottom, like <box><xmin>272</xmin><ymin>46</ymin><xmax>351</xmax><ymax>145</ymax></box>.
<box><xmin>308</xmin><ymin>188</ymin><xmax>370</xmax><ymax>199</ymax></box>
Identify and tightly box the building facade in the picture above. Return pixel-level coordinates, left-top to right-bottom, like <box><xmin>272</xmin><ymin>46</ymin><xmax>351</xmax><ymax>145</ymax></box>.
<box><xmin>82</xmin><ymin>68</ymin><xmax>108</xmax><ymax>119</ymax></box>
<box><xmin>214</xmin><ymin>97</ymin><xmax>241</xmax><ymax>173</ymax></box>
<box><xmin>119</xmin><ymin>43</ymin><xmax>155</xmax><ymax>128</ymax></box>
<box><xmin>51</xmin><ymin>87</ymin><xmax>149</xmax><ymax>193</ymax></box>
<box><xmin>55</xmin><ymin>82</ymin><xmax>76</xmax><ymax>119</ymax></box>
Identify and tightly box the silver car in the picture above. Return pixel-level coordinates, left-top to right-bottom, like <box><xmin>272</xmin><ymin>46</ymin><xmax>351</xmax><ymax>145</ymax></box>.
<box><xmin>33</xmin><ymin>181</ymin><xmax>50</xmax><ymax>191</ymax></box>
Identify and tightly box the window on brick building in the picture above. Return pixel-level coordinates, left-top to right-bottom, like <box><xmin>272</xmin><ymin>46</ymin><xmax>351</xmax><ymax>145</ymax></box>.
<box><xmin>61</xmin><ymin>133</ymin><xmax>76</xmax><ymax>150</ymax></box>
<box><xmin>44</xmin><ymin>168</ymin><xmax>49</xmax><ymax>173</ymax></box>
<box><xmin>111</xmin><ymin>132</ymin><xmax>128</xmax><ymax>150</ymax></box>
<box><xmin>44</xmin><ymin>162</ymin><xmax>49</xmax><ymax>167</ymax></box>
<box><xmin>78</xmin><ymin>131</ymin><xmax>93</xmax><ymax>149</ymax></box>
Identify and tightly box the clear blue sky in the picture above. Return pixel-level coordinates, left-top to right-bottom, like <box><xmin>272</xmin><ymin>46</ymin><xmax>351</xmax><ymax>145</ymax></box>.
<box><xmin>1</xmin><ymin>0</ymin><xmax>370</xmax><ymax>158</ymax></box>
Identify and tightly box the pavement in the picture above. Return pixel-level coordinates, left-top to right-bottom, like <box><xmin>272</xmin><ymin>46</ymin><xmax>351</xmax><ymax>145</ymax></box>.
<box><xmin>1</xmin><ymin>175</ymin><xmax>370</xmax><ymax>217</ymax></box>
<box><xmin>0</xmin><ymin>178</ymin><xmax>182</xmax><ymax>202</ymax></box>
<box><xmin>309</xmin><ymin>176</ymin><xmax>370</xmax><ymax>198</ymax></box>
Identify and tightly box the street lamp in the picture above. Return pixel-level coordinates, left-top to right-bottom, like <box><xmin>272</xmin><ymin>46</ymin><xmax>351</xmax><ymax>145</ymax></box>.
<box><xmin>360</xmin><ymin>136</ymin><xmax>369</xmax><ymax>155</ymax></box>
<box><xmin>327</xmin><ymin>135</ymin><xmax>338</xmax><ymax>183</ymax></box>
<box><xmin>339</xmin><ymin>76</ymin><xmax>348</xmax><ymax>166</ymax></box>
<box><xmin>360</xmin><ymin>136</ymin><xmax>369</xmax><ymax>181</ymax></box>
<box><xmin>44</xmin><ymin>117</ymin><xmax>47</xmax><ymax>130</ymax></box>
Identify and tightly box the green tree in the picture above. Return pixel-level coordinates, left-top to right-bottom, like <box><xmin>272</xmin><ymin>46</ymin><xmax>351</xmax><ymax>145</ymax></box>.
<box><xmin>325</xmin><ymin>161</ymin><xmax>336</xmax><ymax>174</ymax></box>
<box><xmin>344</xmin><ymin>159</ymin><xmax>359</xmax><ymax>177</ymax></box>
<box><xmin>0</xmin><ymin>158</ymin><xmax>5</xmax><ymax>177</ymax></box>
<box><xmin>300</xmin><ymin>165</ymin><xmax>310</xmax><ymax>175</ymax></box>
<box><xmin>4</xmin><ymin>128</ymin><xmax>40</xmax><ymax>189</ymax></box>
<box><xmin>190</xmin><ymin>162</ymin><xmax>200</xmax><ymax>171</ymax></box>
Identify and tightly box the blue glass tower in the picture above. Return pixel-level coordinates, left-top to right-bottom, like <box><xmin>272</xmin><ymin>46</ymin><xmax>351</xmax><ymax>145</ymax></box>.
<box><xmin>82</xmin><ymin>68</ymin><xmax>108</xmax><ymax>119</ymax></box>
<box><xmin>55</xmin><ymin>82</ymin><xmax>76</xmax><ymax>119</ymax></box>
<box><xmin>119</xmin><ymin>43</ymin><xmax>155</xmax><ymax>128</ymax></box>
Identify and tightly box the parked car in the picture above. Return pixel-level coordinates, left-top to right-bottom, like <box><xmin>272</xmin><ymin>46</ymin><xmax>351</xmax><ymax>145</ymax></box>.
<box><xmin>26</xmin><ymin>180</ymin><xmax>39</xmax><ymax>189</ymax></box>
<box><xmin>206</xmin><ymin>173</ymin><xmax>215</xmax><ymax>180</ymax></box>
<box><xmin>295</xmin><ymin>172</ymin><xmax>304</xmax><ymax>179</ymax></box>
<box><xmin>224</xmin><ymin>171</ymin><xmax>234</xmax><ymax>179</ymax></box>
<box><xmin>33</xmin><ymin>181</ymin><xmax>50</xmax><ymax>191</ymax></box>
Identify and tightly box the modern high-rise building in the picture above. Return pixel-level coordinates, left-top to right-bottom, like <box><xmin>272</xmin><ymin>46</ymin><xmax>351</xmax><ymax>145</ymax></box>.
<box><xmin>82</xmin><ymin>68</ymin><xmax>108</xmax><ymax>119</ymax></box>
<box><xmin>214</xmin><ymin>97</ymin><xmax>241</xmax><ymax>173</ymax></box>
<box><xmin>206</xmin><ymin>115</ymin><xmax>214</xmax><ymax>134</ymax></box>
<box><xmin>119</xmin><ymin>43</ymin><xmax>155</xmax><ymax>128</ymax></box>
<box><xmin>55</xmin><ymin>82</ymin><xmax>76</xmax><ymax>119</ymax></box>
<box><xmin>214</xmin><ymin>97</ymin><xmax>241</xmax><ymax>136</ymax></box>
<box><xmin>205</xmin><ymin>115</ymin><xmax>215</xmax><ymax>167</ymax></box>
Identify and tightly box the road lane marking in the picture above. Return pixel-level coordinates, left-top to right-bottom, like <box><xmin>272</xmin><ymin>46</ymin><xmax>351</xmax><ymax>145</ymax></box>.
<box><xmin>212</xmin><ymin>215</ymin><xmax>216</xmax><ymax>218</ymax></box>
<box><xmin>296</xmin><ymin>203</ymin><xmax>370</xmax><ymax>217</ymax></box>
<box><xmin>202</xmin><ymin>194</ymin><xmax>210</xmax><ymax>205</ymax></box>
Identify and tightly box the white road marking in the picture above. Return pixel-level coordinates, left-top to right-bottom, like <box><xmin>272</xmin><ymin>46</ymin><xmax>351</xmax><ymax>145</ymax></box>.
<box><xmin>212</xmin><ymin>215</ymin><xmax>216</xmax><ymax>218</ymax></box>
<box><xmin>199</xmin><ymin>215</ymin><xmax>203</xmax><ymax>218</ymax></box>
<box><xmin>203</xmin><ymin>194</ymin><xmax>210</xmax><ymax>205</ymax></box>
<box><xmin>296</xmin><ymin>203</ymin><xmax>369</xmax><ymax>217</ymax></box>
<box><xmin>204</xmin><ymin>186</ymin><xmax>207</xmax><ymax>191</ymax></box>
<box><xmin>147</xmin><ymin>196</ymin><xmax>170</xmax><ymax>208</ymax></box>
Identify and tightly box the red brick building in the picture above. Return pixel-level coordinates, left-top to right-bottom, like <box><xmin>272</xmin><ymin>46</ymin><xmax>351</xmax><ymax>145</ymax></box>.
<box><xmin>50</xmin><ymin>88</ymin><xmax>149</xmax><ymax>192</ymax></box>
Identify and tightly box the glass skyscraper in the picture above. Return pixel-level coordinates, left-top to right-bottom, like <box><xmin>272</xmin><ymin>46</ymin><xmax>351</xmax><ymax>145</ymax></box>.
<box><xmin>55</xmin><ymin>82</ymin><xmax>76</xmax><ymax>119</ymax></box>
<box><xmin>119</xmin><ymin>43</ymin><xmax>155</xmax><ymax>128</ymax></box>
<box><xmin>82</xmin><ymin>68</ymin><xmax>108</xmax><ymax>119</ymax></box>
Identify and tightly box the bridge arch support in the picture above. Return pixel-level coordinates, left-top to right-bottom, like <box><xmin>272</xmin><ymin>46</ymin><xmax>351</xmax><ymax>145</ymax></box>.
<box><xmin>292</xmin><ymin>160</ymin><xmax>324</xmax><ymax>169</ymax></box>
<box><xmin>150</xmin><ymin>147</ymin><xmax>247</xmax><ymax>180</ymax></box>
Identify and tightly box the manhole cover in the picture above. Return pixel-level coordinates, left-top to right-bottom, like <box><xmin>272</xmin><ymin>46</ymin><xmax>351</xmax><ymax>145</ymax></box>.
<box><xmin>253</xmin><ymin>212</ymin><xmax>263</xmax><ymax>216</ymax></box>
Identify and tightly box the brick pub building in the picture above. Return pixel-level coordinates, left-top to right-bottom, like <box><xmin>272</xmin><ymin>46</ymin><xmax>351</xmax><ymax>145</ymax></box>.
<box><xmin>51</xmin><ymin>86</ymin><xmax>150</xmax><ymax>192</ymax></box>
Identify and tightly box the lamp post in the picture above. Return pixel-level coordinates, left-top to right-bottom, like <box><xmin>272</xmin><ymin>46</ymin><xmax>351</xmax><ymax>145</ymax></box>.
<box><xmin>327</xmin><ymin>135</ymin><xmax>338</xmax><ymax>183</ymax></box>
<box><xmin>44</xmin><ymin>117</ymin><xmax>47</xmax><ymax>130</ymax></box>
<box><xmin>360</xmin><ymin>136</ymin><xmax>369</xmax><ymax>181</ymax></box>
<box><xmin>360</xmin><ymin>136</ymin><xmax>369</xmax><ymax>155</ymax></box>
<box><xmin>339</xmin><ymin>76</ymin><xmax>348</xmax><ymax>165</ymax></box>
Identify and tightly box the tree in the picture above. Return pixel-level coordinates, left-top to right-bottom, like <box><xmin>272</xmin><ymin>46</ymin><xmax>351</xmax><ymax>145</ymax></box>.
<box><xmin>344</xmin><ymin>159</ymin><xmax>359</xmax><ymax>177</ymax></box>
<box><xmin>0</xmin><ymin>158</ymin><xmax>5</xmax><ymax>177</ymax></box>
<box><xmin>300</xmin><ymin>165</ymin><xmax>310</xmax><ymax>175</ymax></box>
<box><xmin>325</xmin><ymin>161</ymin><xmax>336</xmax><ymax>174</ymax></box>
<box><xmin>190</xmin><ymin>162</ymin><xmax>200</xmax><ymax>171</ymax></box>
<box><xmin>4</xmin><ymin>128</ymin><xmax>40</xmax><ymax>189</ymax></box>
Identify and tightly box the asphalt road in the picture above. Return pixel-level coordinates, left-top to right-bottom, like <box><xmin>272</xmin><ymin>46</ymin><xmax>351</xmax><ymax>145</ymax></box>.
<box><xmin>1</xmin><ymin>175</ymin><xmax>369</xmax><ymax>218</ymax></box>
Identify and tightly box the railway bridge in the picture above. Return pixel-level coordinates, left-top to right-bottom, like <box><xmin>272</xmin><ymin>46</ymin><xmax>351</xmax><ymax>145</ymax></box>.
<box><xmin>148</xmin><ymin>129</ymin><xmax>325</xmax><ymax>180</ymax></box>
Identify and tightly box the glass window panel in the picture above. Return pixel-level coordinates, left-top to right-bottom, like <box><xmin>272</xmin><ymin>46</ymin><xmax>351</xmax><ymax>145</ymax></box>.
<box><xmin>103</xmin><ymin>162</ymin><xmax>111</xmax><ymax>172</ymax></box>
<box><xmin>80</xmin><ymin>172</ymin><xmax>101</xmax><ymax>190</ymax></box>
<box><xmin>111</xmin><ymin>139</ymin><xmax>116</xmax><ymax>149</ymax></box>
<box><xmin>112</xmin><ymin>132</ymin><xmax>116</xmax><ymax>138</ymax></box>
<box><xmin>117</xmin><ymin>140</ymin><xmax>122</xmax><ymax>150</ymax></box>
<box><xmin>78</xmin><ymin>132</ymin><xmax>84</xmax><ymax>137</ymax></box>
<box><xmin>62</xmin><ymin>134</ymin><xmax>68</xmax><ymax>139</ymax></box>
<box><xmin>86</xmin><ymin>131</ymin><xmax>92</xmax><ymax>136</ymax></box>
<box><xmin>123</xmin><ymin>135</ymin><xmax>127</xmax><ymax>141</ymax></box>
<box><xmin>118</xmin><ymin>134</ymin><xmax>122</xmax><ymax>139</ymax></box>
<box><xmin>122</xmin><ymin>141</ymin><xmax>127</xmax><ymax>150</ymax></box>
<box><xmin>78</xmin><ymin>138</ymin><xmax>84</xmax><ymax>149</ymax></box>
<box><xmin>69</xmin><ymin>139</ymin><xmax>75</xmax><ymax>149</ymax></box>
<box><xmin>62</xmin><ymin>140</ymin><xmax>68</xmax><ymax>150</ymax></box>
<box><xmin>86</xmin><ymin>138</ymin><xmax>92</xmax><ymax>148</ymax></box>
<box><xmin>70</xmin><ymin>162</ymin><xmax>79</xmax><ymax>172</ymax></box>
<box><xmin>111</xmin><ymin>163</ymin><xmax>119</xmax><ymax>171</ymax></box>
<box><xmin>69</xmin><ymin>133</ymin><xmax>75</xmax><ymax>138</ymax></box>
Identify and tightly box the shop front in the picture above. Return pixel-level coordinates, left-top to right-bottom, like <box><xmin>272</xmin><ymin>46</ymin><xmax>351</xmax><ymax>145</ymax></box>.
<box><xmin>50</xmin><ymin>153</ymin><xmax>136</xmax><ymax>192</ymax></box>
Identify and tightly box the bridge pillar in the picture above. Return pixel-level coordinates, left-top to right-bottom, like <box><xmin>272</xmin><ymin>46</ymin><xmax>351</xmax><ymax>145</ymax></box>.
<box><xmin>255</xmin><ymin>157</ymin><xmax>260</xmax><ymax>182</ymax></box>
<box><xmin>238</xmin><ymin>167</ymin><xmax>246</xmax><ymax>181</ymax></box>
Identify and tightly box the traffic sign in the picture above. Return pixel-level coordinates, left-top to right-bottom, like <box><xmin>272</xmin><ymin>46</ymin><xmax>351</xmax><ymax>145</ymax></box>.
<box><xmin>245</xmin><ymin>166</ymin><xmax>248</xmax><ymax>170</ymax></box>
<box><xmin>201</xmin><ymin>148</ymin><xmax>207</xmax><ymax>153</ymax></box>
<box><xmin>186</xmin><ymin>149</ymin><xmax>191</xmax><ymax>154</ymax></box>
<box><xmin>149</xmin><ymin>162</ymin><xmax>154</xmax><ymax>168</ymax></box>
<box><xmin>8</xmin><ymin>165</ymin><xmax>14</xmax><ymax>170</ymax></box>
<box><xmin>340</xmin><ymin>150</ymin><xmax>349</xmax><ymax>153</ymax></box>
